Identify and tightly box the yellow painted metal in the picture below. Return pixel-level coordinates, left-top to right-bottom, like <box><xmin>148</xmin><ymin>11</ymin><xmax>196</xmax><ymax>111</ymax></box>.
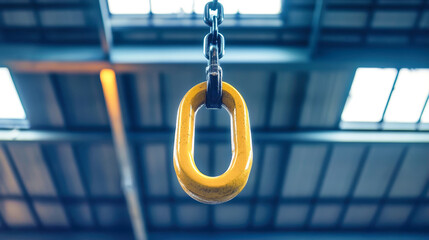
<box><xmin>174</xmin><ymin>82</ymin><xmax>253</xmax><ymax>204</ymax></box>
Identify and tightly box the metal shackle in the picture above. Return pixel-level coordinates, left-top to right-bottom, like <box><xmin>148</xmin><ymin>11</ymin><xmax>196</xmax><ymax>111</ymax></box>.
<box><xmin>173</xmin><ymin>82</ymin><xmax>253</xmax><ymax>204</ymax></box>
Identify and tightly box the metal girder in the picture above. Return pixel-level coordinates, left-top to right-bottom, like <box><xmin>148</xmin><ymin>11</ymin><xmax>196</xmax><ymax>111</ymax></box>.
<box><xmin>1</xmin><ymin>232</ymin><xmax>427</xmax><ymax>240</ymax></box>
<box><xmin>96</xmin><ymin>0</ymin><xmax>113</xmax><ymax>59</ymax></box>
<box><xmin>0</xmin><ymin>129</ymin><xmax>428</xmax><ymax>144</ymax></box>
<box><xmin>1</xmin><ymin>45</ymin><xmax>429</xmax><ymax>73</ymax></box>
<box><xmin>100</xmin><ymin>71</ymin><xmax>147</xmax><ymax>240</ymax></box>
<box><xmin>308</xmin><ymin>0</ymin><xmax>325</xmax><ymax>56</ymax></box>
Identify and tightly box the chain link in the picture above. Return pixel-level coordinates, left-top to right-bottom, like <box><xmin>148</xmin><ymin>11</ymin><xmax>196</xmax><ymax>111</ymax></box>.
<box><xmin>204</xmin><ymin>0</ymin><xmax>225</xmax><ymax>109</ymax></box>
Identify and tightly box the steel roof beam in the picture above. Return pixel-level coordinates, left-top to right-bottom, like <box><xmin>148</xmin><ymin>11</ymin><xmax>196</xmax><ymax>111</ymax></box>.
<box><xmin>0</xmin><ymin>129</ymin><xmax>428</xmax><ymax>144</ymax></box>
<box><xmin>2</xmin><ymin>45</ymin><xmax>429</xmax><ymax>73</ymax></box>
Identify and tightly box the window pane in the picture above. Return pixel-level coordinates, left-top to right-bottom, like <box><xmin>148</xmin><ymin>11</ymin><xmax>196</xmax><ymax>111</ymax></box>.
<box><xmin>341</xmin><ymin>68</ymin><xmax>397</xmax><ymax>122</ymax></box>
<box><xmin>384</xmin><ymin>69</ymin><xmax>429</xmax><ymax>123</ymax></box>
<box><xmin>108</xmin><ymin>0</ymin><xmax>150</xmax><ymax>14</ymax></box>
<box><xmin>0</xmin><ymin>68</ymin><xmax>26</xmax><ymax>119</ymax></box>
<box><xmin>152</xmin><ymin>0</ymin><xmax>193</xmax><ymax>14</ymax></box>
<box><xmin>109</xmin><ymin>0</ymin><xmax>282</xmax><ymax>15</ymax></box>
<box><xmin>195</xmin><ymin>0</ymin><xmax>282</xmax><ymax>14</ymax></box>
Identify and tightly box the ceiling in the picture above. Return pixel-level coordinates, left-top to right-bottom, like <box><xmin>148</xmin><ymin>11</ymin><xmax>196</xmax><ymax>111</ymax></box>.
<box><xmin>0</xmin><ymin>0</ymin><xmax>428</xmax><ymax>240</ymax></box>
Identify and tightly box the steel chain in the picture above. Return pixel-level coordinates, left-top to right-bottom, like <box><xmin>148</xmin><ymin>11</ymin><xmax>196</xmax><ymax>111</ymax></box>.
<box><xmin>204</xmin><ymin>0</ymin><xmax>225</xmax><ymax>109</ymax></box>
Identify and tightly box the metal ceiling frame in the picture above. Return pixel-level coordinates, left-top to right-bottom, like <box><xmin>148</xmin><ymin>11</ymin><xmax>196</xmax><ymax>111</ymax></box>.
<box><xmin>0</xmin><ymin>1</ymin><xmax>429</xmax><ymax>239</ymax></box>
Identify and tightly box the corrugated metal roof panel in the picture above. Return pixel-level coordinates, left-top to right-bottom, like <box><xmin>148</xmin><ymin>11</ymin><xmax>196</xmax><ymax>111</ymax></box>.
<box><xmin>372</xmin><ymin>11</ymin><xmax>417</xmax><ymax>29</ymax></box>
<box><xmin>390</xmin><ymin>146</ymin><xmax>429</xmax><ymax>198</ymax></box>
<box><xmin>287</xmin><ymin>10</ymin><xmax>313</xmax><ymax>27</ymax></box>
<box><xmin>253</xmin><ymin>203</ymin><xmax>272</xmax><ymax>228</ymax></box>
<box><xmin>7</xmin><ymin>143</ymin><xmax>57</xmax><ymax>196</ymax></box>
<box><xmin>0</xmin><ymin>147</ymin><xmax>22</xmax><ymax>196</ymax></box>
<box><xmin>14</xmin><ymin>74</ymin><xmax>65</xmax><ymax>128</ymax></box>
<box><xmin>276</xmin><ymin>204</ymin><xmax>309</xmax><ymax>228</ymax></box>
<box><xmin>176</xmin><ymin>204</ymin><xmax>209</xmax><ymax>228</ymax></box>
<box><xmin>319</xmin><ymin>145</ymin><xmax>364</xmax><ymax>198</ymax></box>
<box><xmin>342</xmin><ymin>204</ymin><xmax>377</xmax><ymax>228</ymax></box>
<box><xmin>67</xmin><ymin>203</ymin><xmax>94</xmax><ymax>228</ymax></box>
<box><xmin>149</xmin><ymin>203</ymin><xmax>172</xmax><ymax>228</ymax></box>
<box><xmin>0</xmin><ymin>200</ymin><xmax>36</xmax><ymax>227</ymax></box>
<box><xmin>311</xmin><ymin>204</ymin><xmax>342</xmax><ymax>228</ymax></box>
<box><xmin>130</xmin><ymin>72</ymin><xmax>163</xmax><ymax>128</ymax></box>
<box><xmin>214</xmin><ymin>204</ymin><xmax>249</xmax><ymax>229</ymax></box>
<box><xmin>75</xmin><ymin>143</ymin><xmax>121</xmax><ymax>197</ymax></box>
<box><xmin>270</xmin><ymin>72</ymin><xmax>304</xmax><ymax>128</ymax></box>
<box><xmin>323</xmin><ymin>11</ymin><xmax>367</xmax><ymax>28</ymax></box>
<box><xmin>353</xmin><ymin>146</ymin><xmax>404</xmax><ymax>198</ymax></box>
<box><xmin>412</xmin><ymin>205</ymin><xmax>429</xmax><ymax>227</ymax></box>
<box><xmin>95</xmin><ymin>203</ymin><xmax>131</xmax><ymax>228</ymax></box>
<box><xmin>299</xmin><ymin>71</ymin><xmax>352</xmax><ymax>128</ymax></box>
<box><xmin>376</xmin><ymin>204</ymin><xmax>412</xmax><ymax>227</ymax></box>
<box><xmin>282</xmin><ymin>144</ymin><xmax>328</xmax><ymax>197</ymax></box>
<box><xmin>142</xmin><ymin>144</ymin><xmax>169</xmax><ymax>197</ymax></box>
<box><xmin>43</xmin><ymin>144</ymin><xmax>85</xmax><ymax>197</ymax></box>
<box><xmin>34</xmin><ymin>201</ymin><xmax>68</xmax><ymax>227</ymax></box>
<box><xmin>40</xmin><ymin>10</ymin><xmax>86</xmax><ymax>27</ymax></box>
<box><xmin>2</xmin><ymin>10</ymin><xmax>36</xmax><ymax>27</ymax></box>
<box><xmin>420</xmin><ymin>11</ymin><xmax>429</xmax><ymax>28</ymax></box>
<box><xmin>56</xmin><ymin>74</ymin><xmax>109</xmax><ymax>128</ymax></box>
<box><xmin>258</xmin><ymin>145</ymin><xmax>282</xmax><ymax>197</ymax></box>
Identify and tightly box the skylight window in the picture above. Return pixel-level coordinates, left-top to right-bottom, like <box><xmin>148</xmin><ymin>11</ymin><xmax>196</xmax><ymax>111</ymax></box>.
<box><xmin>0</xmin><ymin>68</ymin><xmax>26</xmax><ymax>120</ymax></box>
<box><xmin>384</xmin><ymin>69</ymin><xmax>429</xmax><ymax>123</ymax></box>
<box><xmin>341</xmin><ymin>67</ymin><xmax>429</xmax><ymax>130</ymax></box>
<box><xmin>108</xmin><ymin>0</ymin><xmax>150</xmax><ymax>14</ymax></box>
<box><xmin>108</xmin><ymin>0</ymin><xmax>282</xmax><ymax>15</ymax></box>
<box><xmin>341</xmin><ymin>68</ymin><xmax>397</xmax><ymax>122</ymax></box>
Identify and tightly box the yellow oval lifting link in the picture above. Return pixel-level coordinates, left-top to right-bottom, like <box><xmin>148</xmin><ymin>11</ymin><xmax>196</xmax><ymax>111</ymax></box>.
<box><xmin>174</xmin><ymin>81</ymin><xmax>253</xmax><ymax>204</ymax></box>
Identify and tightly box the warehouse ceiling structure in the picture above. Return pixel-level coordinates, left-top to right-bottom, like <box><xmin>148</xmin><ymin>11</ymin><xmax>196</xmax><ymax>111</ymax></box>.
<box><xmin>0</xmin><ymin>0</ymin><xmax>429</xmax><ymax>240</ymax></box>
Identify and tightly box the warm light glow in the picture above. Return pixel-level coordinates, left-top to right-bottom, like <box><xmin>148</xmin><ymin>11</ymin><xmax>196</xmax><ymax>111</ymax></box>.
<box><xmin>100</xmin><ymin>69</ymin><xmax>120</xmax><ymax>119</ymax></box>
<box><xmin>100</xmin><ymin>68</ymin><xmax>116</xmax><ymax>84</ymax></box>
<box><xmin>341</xmin><ymin>68</ymin><xmax>397</xmax><ymax>122</ymax></box>
<box><xmin>108</xmin><ymin>0</ymin><xmax>281</xmax><ymax>15</ymax></box>
<box><xmin>384</xmin><ymin>69</ymin><xmax>429</xmax><ymax>123</ymax></box>
<box><xmin>0</xmin><ymin>68</ymin><xmax>26</xmax><ymax>119</ymax></box>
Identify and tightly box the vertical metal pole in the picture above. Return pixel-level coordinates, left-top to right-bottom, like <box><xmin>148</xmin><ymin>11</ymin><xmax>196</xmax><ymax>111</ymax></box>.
<box><xmin>97</xmin><ymin>0</ymin><xmax>113</xmax><ymax>59</ymax></box>
<box><xmin>100</xmin><ymin>69</ymin><xmax>147</xmax><ymax>240</ymax></box>
<box><xmin>308</xmin><ymin>0</ymin><xmax>326</xmax><ymax>57</ymax></box>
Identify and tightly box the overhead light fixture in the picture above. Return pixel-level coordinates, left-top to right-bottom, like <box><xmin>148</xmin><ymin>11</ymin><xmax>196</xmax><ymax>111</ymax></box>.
<box><xmin>0</xmin><ymin>68</ymin><xmax>26</xmax><ymax>120</ymax></box>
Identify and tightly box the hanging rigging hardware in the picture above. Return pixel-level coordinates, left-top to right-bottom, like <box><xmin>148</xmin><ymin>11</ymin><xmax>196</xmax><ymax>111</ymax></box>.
<box><xmin>204</xmin><ymin>0</ymin><xmax>224</xmax><ymax>109</ymax></box>
<box><xmin>173</xmin><ymin>1</ymin><xmax>253</xmax><ymax>204</ymax></box>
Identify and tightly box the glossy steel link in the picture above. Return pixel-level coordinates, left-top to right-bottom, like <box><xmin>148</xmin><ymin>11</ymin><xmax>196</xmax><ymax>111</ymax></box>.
<box><xmin>203</xmin><ymin>1</ymin><xmax>224</xmax><ymax>26</ymax></box>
